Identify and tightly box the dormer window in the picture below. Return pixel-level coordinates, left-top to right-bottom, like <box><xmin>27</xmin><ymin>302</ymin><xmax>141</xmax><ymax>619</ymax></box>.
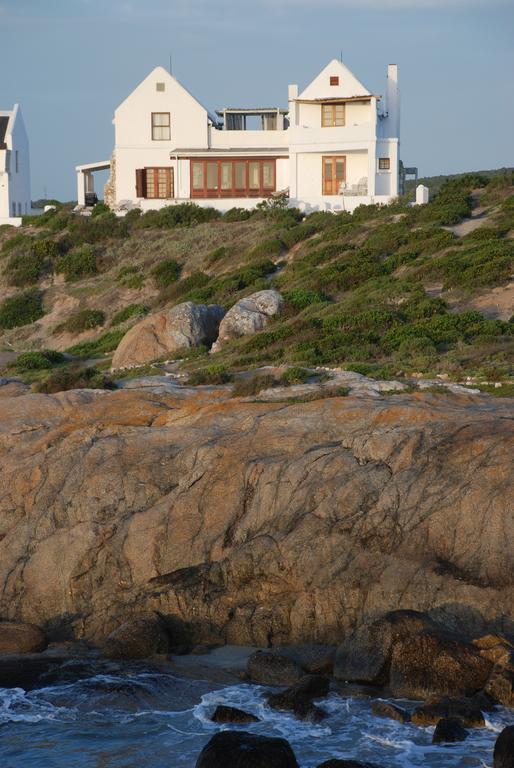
<box><xmin>151</xmin><ymin>112</ymin><xmax>170</xmax><ymax>140</ymax></box>
<box><xmin>330</xmin><ymin>76</ymin><xmax>339</xmax><ymax>86</ymax></box>
<box><xmin>321</xmin><ymin>103</ymin><xmax>345</xmax><ymax>127</ymax></box>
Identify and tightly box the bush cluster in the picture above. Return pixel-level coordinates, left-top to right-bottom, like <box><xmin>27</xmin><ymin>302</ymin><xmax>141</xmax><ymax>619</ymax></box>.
<box><xmin>55</xmin><ymin>244</ymin><xmax>97</xmax><ymax>281</ymax></box>
<box><xmin>54</xmin><ymin>309</ymin><xmax>106</xmax><ymax>335</ymax></box>
<box><xmin>0</xmin><ymin>290</ymin><xmax>44</xmax><ymax>329</ymax></box>
<box><xmin>151</xmin><ymin>259</ymin><xmax>181</xmax><ymax>288</ymax></box>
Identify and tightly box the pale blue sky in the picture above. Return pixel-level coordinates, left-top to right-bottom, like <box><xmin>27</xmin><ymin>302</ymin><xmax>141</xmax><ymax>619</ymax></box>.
<box><xmin>1</xmin><ymin>0</ymin><xmax>513</xmax><ymax>200</ymax></box>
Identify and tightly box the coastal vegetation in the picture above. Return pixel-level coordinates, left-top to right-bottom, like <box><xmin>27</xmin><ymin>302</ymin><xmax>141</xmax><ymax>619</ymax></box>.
<box><xmin>0</xmin><ymin>169</ymin><xmax>513</xmax><ymax>391</ymax></box>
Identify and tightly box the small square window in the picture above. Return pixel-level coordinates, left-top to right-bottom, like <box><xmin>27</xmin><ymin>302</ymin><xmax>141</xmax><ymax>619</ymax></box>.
<box><xmin>378</xmin><ymin>158</ymin><xmax>390</xmax><ymax>170</ymax></box>
<box><xmin>330</xmin><ymin>76</ymin><xmax>339</xmax><ymax>86</ymax></box>
<box><xmin>156</xmin><ymin>82</ymin><xmax>165</xmax><ymax>92</ymax></box>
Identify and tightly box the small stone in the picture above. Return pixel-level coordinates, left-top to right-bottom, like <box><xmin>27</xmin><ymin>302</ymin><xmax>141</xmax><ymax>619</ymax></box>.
<box><xmin>371</xmin><ymin>700</ymin><xmax>410</xmax><ymax>723</ymax></box>
<box><xmin>210</xmin><ymin>705</ymin><xmax>259</xmax><ymax>724</ymax></box>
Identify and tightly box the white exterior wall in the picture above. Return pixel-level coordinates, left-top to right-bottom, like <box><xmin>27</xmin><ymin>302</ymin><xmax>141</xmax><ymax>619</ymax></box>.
<box><xmin>0</xmin><ymin>105</ymin><xmax>31</xmax><ymax>226</ymax></box>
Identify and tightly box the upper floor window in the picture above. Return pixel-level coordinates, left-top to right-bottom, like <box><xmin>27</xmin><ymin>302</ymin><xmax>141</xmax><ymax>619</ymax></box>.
<box><xmin>330</xmin><ymin>76</ymin><xmax>339</xmax><ymax>86</ymax></box>
<box><xmin>151</xmin><ymin>112</ymin><xmax>170</xmax><ymax>140</ymax></box>
<box><xmin>321</xmin><ymin>103</ymin><xmax>345</xmax><ymax>127</ymax></box>
<box><xmin>378</xmin><ymin>158</ymin><xmax>391</xmax><ymax>170</ymax></box>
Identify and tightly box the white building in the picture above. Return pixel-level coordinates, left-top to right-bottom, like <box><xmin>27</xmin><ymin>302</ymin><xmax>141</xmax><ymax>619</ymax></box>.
<box><xmin>77</xmin><ymin>59</ymin><xmax>415</xmax><ymax>214</ymax></box>
<box><xmin>0</xmin><ymin>105</ymin><xmax>31</xmax><ymax>227</ymax></box>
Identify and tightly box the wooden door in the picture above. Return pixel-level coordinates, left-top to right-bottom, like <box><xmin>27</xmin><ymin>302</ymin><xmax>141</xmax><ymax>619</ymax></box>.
<box><xmin>322</xmin><ymin>156</ymin><xmax>346</xmax><ymax>195</ymax></box>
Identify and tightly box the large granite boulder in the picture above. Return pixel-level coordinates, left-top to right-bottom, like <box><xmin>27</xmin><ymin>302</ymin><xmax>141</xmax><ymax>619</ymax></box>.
<box><xmin>211</xmin><ymin>290</ymin><xmax>283</xmax><ymax>352</ymax></box>
<box><xmin>334</xmin><ymin>610</ymin><xmax>437</xmax><ymax>685</ymax></box>
<box><xmin>195</xmin><ymin>731</ymin><xmax>299</xmax><ymax>768</ymax></box>
<box><xmin>0</xmin><ymin>621</ymin><xmax>47</xmax><ymax>654</ymax></box>
<box><xmin>247</xmin><ymin>650</ymin><xmax>303</xmax><ymax>686</ymax></box>
<box><xmin>101</xmin><ymin>614</ymin><xmax>169</xmax><ymax>660</ymax></box>
<box><xmin>432</xmin><ymin>717</ymin><xmax>468</xmax><ymax>743</ymax></box>
<box><xmin>111</xmin><ymin>301</ymin><xmax>225</xmax><ymax>369</ymax></box>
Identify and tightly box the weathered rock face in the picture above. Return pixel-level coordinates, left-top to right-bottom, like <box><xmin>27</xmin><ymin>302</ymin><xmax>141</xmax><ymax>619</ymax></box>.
<box><xmin>100</xmin><ymin>613</ymin><xmax>169</xmax><ymax>659</ymax></box>
<box><xmin>111</xmin><ymin>301</ymin><xmax>225</xmax><ymax>369</ymax></box>
<box><xmin>210</xmin><ymin>290</ymin><xmax>283</xmax><ymax>352</ymax></box>
<box><xmin>0</xmin><ymin>386</ymin><xmax>512</xmax><ymax>647</ymax></box>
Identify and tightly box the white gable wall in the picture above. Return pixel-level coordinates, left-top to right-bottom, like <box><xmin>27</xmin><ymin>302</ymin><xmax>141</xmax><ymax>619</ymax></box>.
<box><xmin>0</xmin><ymin>105</ymin><xmax>31</xmax><ymax>226</ymax></box>
<box><xmin>299</xmin><ymin>59</ymin><xmax>372</xmax><ymax>100</ymax></box>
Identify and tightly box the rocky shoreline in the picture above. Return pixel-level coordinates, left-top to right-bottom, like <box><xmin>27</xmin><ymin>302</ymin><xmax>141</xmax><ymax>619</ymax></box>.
<box><xmin>0</xmin><ymin>608</ymin><xmax>513</xmax><ymax>766</ymax></box>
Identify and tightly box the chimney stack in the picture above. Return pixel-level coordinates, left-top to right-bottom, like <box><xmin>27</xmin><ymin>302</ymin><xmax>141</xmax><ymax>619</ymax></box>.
<box><xmin>386</xmin><ymin>64</ymin><xmax>399</xmax><ymax>139</ymax></box>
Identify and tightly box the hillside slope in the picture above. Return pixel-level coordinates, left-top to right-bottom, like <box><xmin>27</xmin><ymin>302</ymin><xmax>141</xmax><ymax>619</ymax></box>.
<box><xmin>0</xmin><ymin>171</ymin><xmax>513</xmax><ymax>391</ymax></box>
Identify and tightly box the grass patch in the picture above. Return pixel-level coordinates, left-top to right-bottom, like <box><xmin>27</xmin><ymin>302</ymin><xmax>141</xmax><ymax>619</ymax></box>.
<box><xmin>55</xmin><ymin>244</ymin><xmax>97</xmax><ymax>281</ymax></box>
<box><xmin>36</xmin><ymin>365</ymin><xmax>115</xmax><ymax>393</ymax></box>
<box><xmin>66</xmin><ymin>328</ymin><xmax>125</xmax><ymax>357</ymax></box>
<box><xmin>111</xmin><ymin>303</ymin><xmax>148</xmax><ymax>325</ymax></box>
<box><xmin>54</xmin><ymin>309</ymin><xmax>105</xmax><ymax>335</ymax></box>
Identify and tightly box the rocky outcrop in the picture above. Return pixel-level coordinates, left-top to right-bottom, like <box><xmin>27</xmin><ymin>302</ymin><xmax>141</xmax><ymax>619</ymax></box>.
<box><xmin>411</xmin><ymin>697</ymin><xmax>485</xmax><ymax>727</ymax></box>
<box><xmin>0</xmin><ymin>386</ymin><xmax>512</xmax><ymax>648</ymax></box>
<box><xmin>111</xmin><ymin>301</ymin><xmax>225</xmax><ymax>369</ymax></box>
<box><xmin>196</xmin><ymin>731</ymin><xmax>299</xmax><ymax>768</ymax></box>
<box><xmin>211</xmin><ymin>290</ymin><xmax>283</xmax><ymax>352</ymax></box>
<box><xmin>247</xmin><ymin>650</ymin><xmax>303</xmax><ymax>686</ymax></box>
<box><xmin>266</xmin><ymin>674</ymin><xmax>330</xmax><ymax>721</ymax></box>
<box><xmin>432</xmin><ymin>717</ymin><xmax>468</xmax><ymax>743</ymax></box>
<box><xmin>371</xmin><ymin>701</ymin><xmax>410</xmax><ymax>724</ymax></box>
<box><xmin>494</xmin><ymin>726</ymin><xmax>514</xmax><ymax>768</ymax></box>
<box><xmin>0</xmin><ymin>621</ymin><xmax>47</xmax><ymax>654</ymax></box>
<box><xmin>100</xmin><ymin>613</ymin><xmax>169</xmax><ymax>659</ymax></box>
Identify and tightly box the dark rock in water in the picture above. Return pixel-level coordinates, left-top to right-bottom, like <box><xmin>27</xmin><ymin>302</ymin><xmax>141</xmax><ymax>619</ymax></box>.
<box><xmin>334</xmin><ymin>610</ymin><xmax>437</xmax><ymax>685</ymax></box>
<box><xmin>389</xmin><ymin>632</ymin><xmax>492</xmax><ymax>699</ymax></box>
<box><xmin>276</xmin><ymin>644</ymin><xmax>336</xmax><ymax>675</ymax></box>
<box><xmin>247</xmin><ymin>650</ymin><xmax>303</xmax><ymax>686</ymax></box>
<box><xmin>0</xmin><ymin>652</ymin><xmax>101</xmax><ymax>690</ymax></box>
<box><xmin>371</xmin><ymin>700</ymin><xmax>410</xmax><ymax>723</ymax></box>
<box><xmin>494</xmin><ymin>726</ymin><xmax>514</xmax><ymax>768</ymax></box>
<box><xmin>411</xmin><ymin>696</ymin><xmax>485</xmax><ymax>727</ymax></box>
<box><xmin>101</xmin><ymin>614</ymin><xmax>169</xmax><ymax>660</ymax></box>
<box><xmin>316</xmin><ymin>761</ymin><xmax>382</xmax><ymax>767</ymax></box>
<box><xmin>266</xmin><ymin>674</ymin><xmax>330</xmax><ymax>722</ymax></box>
<box><xmin>195</xmin><ymin>730</ymin><xmax>299</xmax><ymax>767</ymax></box>
<box><xmin>336</xmin><ymin>683</ymin><xmax>383</xmax><ymax>698</ymax></box>
<box><xmin>471</xmin><ymin>689</ymin><xmax>498</xmax><ymax>712</ymax></box>
<box><xmin>0</xmin><ymin>621</ymin><xmax>47</xmax><ymax>654</ymax></box>
<box><xmin>210</xmin><ymin>705</ymin><xmax>259</xmax><ymax>724</ymax></box>
<box><xmin>432</xmin><ymin>717</ymin><xmax>468</xmax><ymax>743</ymax></box>
<box><xmin>486</xmin><ymin>665</ymin><xmax>514</xmax><ymax>707</ymax></box>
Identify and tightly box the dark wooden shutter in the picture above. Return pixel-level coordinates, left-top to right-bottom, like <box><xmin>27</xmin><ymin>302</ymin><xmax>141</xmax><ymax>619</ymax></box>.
<box><xmin>135</xmin><ymin>169</ymin><xmax>146</xmax><ymax>198</ymax></box>
<box><xmin>169</xmin><ymin>167</ymin><xmax>174</xmax><ymax>198</ymax></box>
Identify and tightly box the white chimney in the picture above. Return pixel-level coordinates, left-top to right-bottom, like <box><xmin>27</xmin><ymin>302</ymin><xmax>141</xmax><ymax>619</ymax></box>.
<box><xmin>386</xmin><ymin>64</ymin><xmax>399</xmax><ymax>139</ymax></box>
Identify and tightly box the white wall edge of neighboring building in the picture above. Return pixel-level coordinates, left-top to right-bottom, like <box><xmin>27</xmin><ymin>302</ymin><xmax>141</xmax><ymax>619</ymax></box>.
<box><xmin>0</xmin><ymin>216</ymin><xmax>23</xmax><ymax>227</ymax></box>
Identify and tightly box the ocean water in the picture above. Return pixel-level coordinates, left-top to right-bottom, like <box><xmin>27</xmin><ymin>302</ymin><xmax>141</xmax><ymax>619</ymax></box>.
<box><xmin>0</xmin><ymin>670</ymin><xmax>512</xmax><ymax>767</ymax></box>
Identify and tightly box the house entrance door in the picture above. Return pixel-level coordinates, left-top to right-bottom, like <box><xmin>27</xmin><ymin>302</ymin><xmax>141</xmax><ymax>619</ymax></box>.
<box><xmin>322</xmin><ymin>156</ymin><xmax>346</xmax><ymax>195</ymax></box>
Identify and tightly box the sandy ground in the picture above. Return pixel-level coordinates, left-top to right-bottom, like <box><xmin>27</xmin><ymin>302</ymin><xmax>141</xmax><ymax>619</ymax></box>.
<box><xmin>169</xmin><ymin>645</ymin><xmax>259</xmax><ymax>684</ymax></box>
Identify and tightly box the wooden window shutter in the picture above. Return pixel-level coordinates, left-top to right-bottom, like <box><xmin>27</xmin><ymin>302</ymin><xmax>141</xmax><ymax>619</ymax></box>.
<box><xmin>135</xmin><ymin>169</ymin><xmax>146</xmax><ymax>198</ymax></box>
<box><xmin>168</xmin><ymin>167</ymin><xmax>174</xmax><ymax>198</ymax></box>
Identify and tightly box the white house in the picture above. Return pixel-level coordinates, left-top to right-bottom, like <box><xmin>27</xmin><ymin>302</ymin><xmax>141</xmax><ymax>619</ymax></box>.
<box><xmin>77</xmin><ymin>59</ymin><xmax>416</xmax><ymax>214</ymax></box>
<box><xmin>0</xmin><ymin>104</ymin><xmax>31</xmax><ymax>226</ymax></box>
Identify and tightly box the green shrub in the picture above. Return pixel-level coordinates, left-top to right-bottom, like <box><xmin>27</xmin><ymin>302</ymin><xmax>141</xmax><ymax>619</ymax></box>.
<box><xmin>0</xmin><ymin>290</ymin><xmax>44</xmax><ymax>329</ymax></box>
<box><xmin>135</xmin><ymin>203</ymin><xmax>221</xmax><ymax>229</ymax></box>
<box><xmin>111</xmin><ymin>303</ymin><xmax>148</xmax><ymax>325</ymax></box>
<box><xmin>11</xmin><ymin>349</ymin><xmax>65</xmax><ymax>371</ymax></box>
<box><xmin>54</xmin><ymin>309</ymin><xmax>105</xmax><ymax>335</ymax></box>
<box><xmin>117</xmin><ymin>264</ymin><xmax>144</xmax><ymax>289</ymax></box>
<box><xmin>91</xmin><ymin>202</ymin><xmax>111</xmax><ymax>217</ymax></box>
<box><xmin>280</xmin><ymin>366</ymin><xmax>311</xmax><ymax>385</ymax></box>
<box><xmin>205</xmin><ymin>246</ymin><xmax>227</xmax><ymax>266</ymax></box>
<box><xmin>55</xmin><ymin>244</ymin><xmax>97</xmax><ymax>281</ymax></box>
<box><xmin>158</xmin><ymin>271</ymin><xmax>211</xmax><ymax>305</ymax></box>
<box><xmin>67</xmin><ymin>212</ymin><xmax>127</xmax><ymax>244</ymax></box>
<box><xmin>283</xmin><ymin>288</ymin><xmax>329</xmax><ymax>310</ymax></box>
<box><xmin>36</xmin><ymin>365</ymin><xmax>115</xmax><ymax>393</ymax></box>
<box><xmin>223</xmin><ymin>207</ymin><xmax>252</xmax><ymax>222</ymax></box>
<box><xmin>5</xmin><ymin>251</ymin><xmax>45</xmax><ymax>286</ymax></box>
<box><xmin>151</xmin><ymin>259</ymin><xmax>181</xmax><ymax>288</ymax></box>
<box><xmin>188</xmin><ymin>363</ymin><xmax>233</xmax><ymax>385</ymax></box>
<box><xmin>66</xmin><ymin>329</ymin><xmax>125</xmax><ymax>357</ymax></box>
<box><xmin>279</xmin><ymin>223</ymin><xmax>318</xmax><ymax>249</ymax></box>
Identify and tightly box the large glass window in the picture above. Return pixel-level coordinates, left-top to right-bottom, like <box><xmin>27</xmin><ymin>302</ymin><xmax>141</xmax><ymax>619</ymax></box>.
<box><xmin>190</xmin><ymin>158</ymin><xmax>277</xmax><ymax>198</ymax></box>
<box><xmin>151</xmin><ymin>112</ymin><xmax>171</xmax><ymax>140</ymax></box>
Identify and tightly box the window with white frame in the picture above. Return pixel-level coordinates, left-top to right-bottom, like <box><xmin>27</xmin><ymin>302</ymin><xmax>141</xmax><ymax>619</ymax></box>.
<box><xmin>151</xmin><ymin>112</ymin><xmax>171</xmax><ymax>140</ymax></box>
